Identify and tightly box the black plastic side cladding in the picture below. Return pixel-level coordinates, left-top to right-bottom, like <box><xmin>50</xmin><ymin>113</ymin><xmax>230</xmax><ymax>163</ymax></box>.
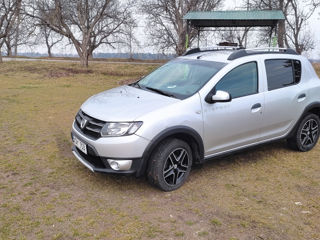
<box><xmin>287</xmin><ymin>102</ymin><xmax>320</xmax><ymax>138</ymax></box>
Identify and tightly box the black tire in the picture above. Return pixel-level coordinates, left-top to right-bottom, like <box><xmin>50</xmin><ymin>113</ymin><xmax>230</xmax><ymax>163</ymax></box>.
<box><xmin>147</xmin><ymin>138</ymin><xmax>193</xmax><ymax>191</ymax></box>
<box><xmin>287</xmin><ymin>113</ymin><xmax>320</xmax><ymax>152</ymax></box>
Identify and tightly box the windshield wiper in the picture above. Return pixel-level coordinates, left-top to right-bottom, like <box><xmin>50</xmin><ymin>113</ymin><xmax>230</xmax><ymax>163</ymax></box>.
<box><xmin>135</xmin><ymin>82</ymin><xmax>142</xmax><ymax>88</ymax></box>
<box><xmin>130</xmin><ymin>81</ymin><xmax>141</xmax><ymax>89</ymax></box>
<box><xmin>145</xmin><ymin>87</ymin><xmax>176</xmax><ymax>98</ymax></box>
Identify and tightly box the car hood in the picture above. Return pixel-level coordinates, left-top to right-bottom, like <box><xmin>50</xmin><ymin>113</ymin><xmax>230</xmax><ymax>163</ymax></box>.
<box><xmin>81</xmin><ymin>85</ymin><xmax>180</xmax><ymax>121</ymax></box>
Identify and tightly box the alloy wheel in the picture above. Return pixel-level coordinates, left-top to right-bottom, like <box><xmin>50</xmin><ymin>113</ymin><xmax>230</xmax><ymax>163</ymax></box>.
<box><xmin>163</xmin><ymin>148</ymin><xmax>190</xmax><ymax>186</ymax></box>
<box><xmin>300</xmin><ymin>119</ymin><xmax>319</xmax><ymax>148</ymax></box>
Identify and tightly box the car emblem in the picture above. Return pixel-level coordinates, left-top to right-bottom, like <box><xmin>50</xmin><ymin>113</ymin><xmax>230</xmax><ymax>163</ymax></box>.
<box><xmin>80</xmin><ymin>118</ymin><xmax>88</xmax><ymax>129</ymax></box>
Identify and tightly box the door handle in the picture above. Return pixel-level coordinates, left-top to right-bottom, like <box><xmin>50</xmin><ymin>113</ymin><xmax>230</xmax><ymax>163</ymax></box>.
<box><xmin>298</xmin><ymin>93</ymin><xmax>306</xmax><ymax>102</ymax></box>
<box><xmin>251</xmin><ymin>103</ymin><xmax>262</xmax><ymax>113</ymax></box>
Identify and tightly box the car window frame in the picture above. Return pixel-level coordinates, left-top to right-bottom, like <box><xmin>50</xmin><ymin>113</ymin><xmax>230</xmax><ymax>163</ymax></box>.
<box><xmin>264</xmin><ymin>58</ymin><xmax>302</xmax><ymax>91</ymax></box>
<box><xmin>213</xmin><ymin>61</ymin><xmax>259</xmax><ymax>100</ymax></box>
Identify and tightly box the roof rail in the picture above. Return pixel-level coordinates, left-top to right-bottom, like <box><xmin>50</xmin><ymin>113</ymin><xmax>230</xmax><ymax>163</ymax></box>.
<box><xmin>184</xmin><ymin>46</ymin><xmax>243</xmax><ymax>56</ymax></box>
<box><xmin>227</xmin><ymin>48</ymin><xmax>298</xmax><ymax>60</ymax></box>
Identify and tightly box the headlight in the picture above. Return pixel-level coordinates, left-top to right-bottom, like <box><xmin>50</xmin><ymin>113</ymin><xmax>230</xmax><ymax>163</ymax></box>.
<box><xmin>100</xmin><ymin>122</ymin><xmax>143</xmax><ymax>137</ymax></box>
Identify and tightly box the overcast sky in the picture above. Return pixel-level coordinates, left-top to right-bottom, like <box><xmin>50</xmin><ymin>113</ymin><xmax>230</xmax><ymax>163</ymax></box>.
<box><xmin>27</xmin><ymin>0</ymin><xmax>320</xmax><ymax>59</ymax></box>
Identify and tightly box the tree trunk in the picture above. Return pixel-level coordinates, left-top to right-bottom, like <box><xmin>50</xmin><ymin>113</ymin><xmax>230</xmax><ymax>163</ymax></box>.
<box><xmin>71</xmin><ymin>34</ymin><xmax>90</xmax><ymax>67</ymax></box>
<box><xmin>277</xmin><ymin>20</ymin><xmax>286</xmax><ymax>48</ymax></box>
<box><xmin>296</xmin><ymin>47</ymin><xmax>302</xmax><ymax>55</ymax></box>
<box><xmin>13</xmin><ymin>0</ymin><xmax>21</xmax><ymax>56</ymax></box>
<box><xmin>88</xmin><ymin>51</ymin><xmax>93</xmax><ymax>60</ymax></box>
<box><xmin>87</xmin><ymin>44</ymin><xmax>94</xmax><ymax>60</ymax></box>
<box><xmin>177</xmin><ymin>32</ymin><xmax>186</xmax><ymax>55</ymax></box>
<box><xmin>277</xmin><ymin>0</ymin><xmax>285</xmax><ymax>48</ymax></box>
<box><xmin>7</xmin><ymin>46</ymin><xmax>12</xmax><ymax>57</ymax></box>
<box><xmin>4</xmin><ymin>40</ymin><xmax>12</xmax><ymax>56</ymax></box>
<box><xmin>0</xmin><ymin>41</ymin><xmax>3</xmax><ymax>63</ymax></box>
<box><xmin>295</xmin><ymin>37</ymin><xmax>302</xmax><ymax>54</ymax></box>
<box><xmin>80</xmin><ymin>51</ymin><xmax>89</xmax><ymax>67</ymax></box>
<box><xmin>129</xmin><ymin>35</ymin><xmax>133</xmax><ymax>59</ymax></box>
<box><xmin>48</xmin><ymin>47</ymin><xmax>52</xmax><ymax>58</ymax></box>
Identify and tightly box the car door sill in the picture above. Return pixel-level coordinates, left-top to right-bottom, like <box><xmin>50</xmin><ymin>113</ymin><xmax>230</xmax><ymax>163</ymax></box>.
<box><xmin>204</xmin><ymin>134</ymin><xmax>288</xmax><ymax>161</ymax></box>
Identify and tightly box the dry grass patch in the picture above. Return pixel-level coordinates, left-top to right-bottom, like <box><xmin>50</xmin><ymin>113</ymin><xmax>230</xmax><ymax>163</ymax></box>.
<box><xmin>313</xmin><ymin>63</ymin><xmax>320</xmax><ymax>77</ymax></box>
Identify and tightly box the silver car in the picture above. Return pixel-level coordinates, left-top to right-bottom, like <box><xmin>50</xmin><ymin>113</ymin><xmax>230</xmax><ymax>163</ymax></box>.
<box><xmin>71</xmin><ymin>47</ymin><xmax>320</xmax><ymax>191</ymax></box>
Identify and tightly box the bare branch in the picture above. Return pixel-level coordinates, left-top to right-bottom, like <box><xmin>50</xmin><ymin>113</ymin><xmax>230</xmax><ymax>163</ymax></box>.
<box><xmin>141</xmin><ymin>0</ymin><xmax>222</xmax><ymax>55</ymax></box>
<box><xmin>26</xmin><ymin>0</ymin><xmax>134</xmax><ymax>67</ymax></box>
<box><xmin>251</xmin><ymin>0</ymin><xmax>319</xmax><ymax>53</ymax></box>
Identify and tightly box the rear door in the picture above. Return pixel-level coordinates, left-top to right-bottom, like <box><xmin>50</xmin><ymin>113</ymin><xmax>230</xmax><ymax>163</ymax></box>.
<box><xmin>260</xmin><ymin>58</ymin><xmax>305</xmax><ymax>140</ymax></box>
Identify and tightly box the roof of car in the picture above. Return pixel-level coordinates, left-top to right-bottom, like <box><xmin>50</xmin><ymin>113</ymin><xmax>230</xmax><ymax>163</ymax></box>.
<box><xmin>180</xmin><ymin>47</ymin><xmax>299</xmax><ymax>63</ymax></box>
<box><xmin>181</xmin><ymin>50</ymin><xmax>233</xmax><ymax>63</ymax></box>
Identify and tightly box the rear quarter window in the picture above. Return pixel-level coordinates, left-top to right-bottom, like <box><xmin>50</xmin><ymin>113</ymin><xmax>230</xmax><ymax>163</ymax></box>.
<box><xmin>265</xmin><ymin>59</ymin><xmax>301</xmax><ymax>91</ymax></box>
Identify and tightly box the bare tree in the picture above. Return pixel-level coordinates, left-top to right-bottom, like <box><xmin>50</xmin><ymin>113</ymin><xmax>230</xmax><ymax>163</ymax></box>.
<box><xmin>218</xmin><ymin>0</ymin><xmax>251</xmax><ymax>48</ymax></box>
<box><xmin>123</xmin><ymin>20</ymin><xmax>139</xmax><ymax>59</ymax></box>
<box><xmin>4</xmin><ymin>32</ymin><xmax>14</xmax><ymax>56</ymax></box>
<box><xmin>0</xmin><ymin>0</ymin><xmax>21</xmax><ymax>62</ymax></box>
<box><xmin>141</xmin><ymin>0</ymin><xmax>222</xmax><ymax>55</ymax></box>
<box><xmin>251</xmin><ymin>0</ymin><xmax>319</xmax><ymax>53</ymax></box>
<box><xmin>28</xmin><ymin>0</ymin><xmax>133</xmax><ymax>67</ymax></box>
<box><xmin>216</xmin><ymin>27</ymin><xmax>251</xmax><ymax>47</ymax></box>
<box><xmin>4</xmin><ymin>12</ymin><xmax>35</xmax><ymax>56</ymax></box>
<box><xmin>250</xmin><ymin>0</ymin><xmax>292</xmax><ymax>48</ymax></box>
<box><xmin>38</xmin><ymin>25</ymin><xmax>63</xmax><ymax>57</ymax></box>
<box><xmin>285</xmin><ymin>0</ymin><xmax>320</xmax><ymax>54</ymax></box>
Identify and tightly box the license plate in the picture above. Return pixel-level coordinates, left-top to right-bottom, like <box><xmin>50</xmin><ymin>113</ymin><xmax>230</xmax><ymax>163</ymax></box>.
<box><xmin>73</xmin><ymin>136</ymin><xmax>87</xmax><ymax>154</ymax></box>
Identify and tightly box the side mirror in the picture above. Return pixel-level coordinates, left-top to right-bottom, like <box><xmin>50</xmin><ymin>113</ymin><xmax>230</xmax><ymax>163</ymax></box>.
<box><xmin>205</xmin><ymin>90</ymin><xmax>232</xmax><ymax>103</ymax></box>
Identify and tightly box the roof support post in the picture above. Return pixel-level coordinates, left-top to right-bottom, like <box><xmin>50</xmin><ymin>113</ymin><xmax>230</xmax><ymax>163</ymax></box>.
<box><xmin>197</xmin><ymin>28</ymin><xmax>200</xmax><ymax>48</ymax></box>
<box><xmin>268</xmin><ymin>26</ymin><xmax>278</xmax><ymax>47</ymax></box>
<box><xmin>272</xmin><ymin>24</ymin><xmax>278</xmax><ymax>47</ymax></box>
<box><xmin>186</xmin><ymin>20</ymin><xmax>190</xmax><ymax>49</ymax></box>
<box><xmin>269</xmin><ymin>26</ymin><xmax>274</xmax><ymax>47</ymax></box>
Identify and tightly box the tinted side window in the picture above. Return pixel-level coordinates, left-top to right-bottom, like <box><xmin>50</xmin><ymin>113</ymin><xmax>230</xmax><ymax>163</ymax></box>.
<box><xmin>265</xmin><ymin>59</ymin><xmax>301</xmax><ymax>91</ymax></box>
<box><xmin>215</xmin><ymin>62</ymin><xmax>258</xmax><ymax>99</ymax></box>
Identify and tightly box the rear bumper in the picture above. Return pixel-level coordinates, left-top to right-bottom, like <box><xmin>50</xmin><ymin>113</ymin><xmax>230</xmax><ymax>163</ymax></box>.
<box><xmin>71</xmin><ymin>131</ymin><xmax>145</xmax><ymax>176</ymax></box>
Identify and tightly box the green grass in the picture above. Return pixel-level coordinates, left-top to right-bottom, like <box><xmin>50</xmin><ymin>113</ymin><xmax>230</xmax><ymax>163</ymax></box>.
<box><xmin>198</xmin><ymin>231</ymin><xmax>209</xmax><ymax>237</ymax></box>
<box><xmin>210</xmin><ymin>218</ymin><xmax>222</xmax><ymax>226</ymax></box>
<box><xmin>0</xmin><ymin>61</ymin><xmax>320</xmax><ymax>240</ymax></box>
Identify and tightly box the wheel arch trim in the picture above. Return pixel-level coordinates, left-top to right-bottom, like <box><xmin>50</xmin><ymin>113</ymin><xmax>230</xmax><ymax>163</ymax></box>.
<box><xmin>136</xmin><ymin>126</ymin><xmax>204</xmax><ymax>176</ymax></box>
<box><xmin>288</xmin><ymin>101</ymin><xmax>320</xmax><ymax>138</ymax></box>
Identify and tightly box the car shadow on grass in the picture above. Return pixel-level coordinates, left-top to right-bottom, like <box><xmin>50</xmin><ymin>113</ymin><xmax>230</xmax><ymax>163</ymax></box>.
<box><xmin>191</xmin><ymin>140</ymin><xmax>290</xmax><ymax>177</ymax></box>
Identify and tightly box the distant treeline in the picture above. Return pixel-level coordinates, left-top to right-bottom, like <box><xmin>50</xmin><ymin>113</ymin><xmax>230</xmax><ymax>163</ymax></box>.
<box><xmin>5</xmin><ymin>52</ymin><xmax>319</xmax><ymax>62</ymax></box>
<box><xmin>14</xmin><ymin>52</ymin><xmax>176</xmax><ymax>60</ymax></box>
<box><xmin>310</xmin><ymin>59</ymin><xmax>320</xmax><ymax>63</ymax></box>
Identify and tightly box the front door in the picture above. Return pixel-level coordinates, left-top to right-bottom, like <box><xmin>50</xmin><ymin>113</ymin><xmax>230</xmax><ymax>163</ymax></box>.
<box><xmin>201</xmin><ymin>61</ymin><xmax>264</xmax><ymax>157</ymax></box>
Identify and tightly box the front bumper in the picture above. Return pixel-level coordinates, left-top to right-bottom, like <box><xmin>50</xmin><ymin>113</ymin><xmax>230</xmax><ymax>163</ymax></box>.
<box><xmin>71</xmin><ymin>130</ymin><xmax>145</xmax><ymax>176</ymax></box>
<box><xmin>72</xmin><ymin>121</ymin><xmax>150</xmax><ymax>158</ymax></box>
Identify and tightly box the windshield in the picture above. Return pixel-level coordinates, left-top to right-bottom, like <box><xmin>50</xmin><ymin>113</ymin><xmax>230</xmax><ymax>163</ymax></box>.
<box><xmin>137</xmin><ymin>59</ymin><xmax>226</xmax><ymax>99</ymax></box>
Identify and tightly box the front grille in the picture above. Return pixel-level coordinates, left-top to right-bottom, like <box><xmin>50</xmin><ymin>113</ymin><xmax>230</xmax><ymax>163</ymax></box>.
<box><xmin>77</xmin><ymin>148</ymin><xmax>106</xmax><ymax>169</ymax></box>
<box><xmin>75</xmin><ymin>110</ymin><xmax>105</xmax><ymax>139</ymax></box>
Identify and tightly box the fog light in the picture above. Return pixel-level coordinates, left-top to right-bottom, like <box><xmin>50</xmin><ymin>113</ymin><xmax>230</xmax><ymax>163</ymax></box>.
<box><xmin>108</xmin><ymin>160</ymin><xmax>120</xmax><ymax>170</ymax></box>
<box><xmin>107</xmin><ymin>159</ymin><xmax>132</xmax><ymax>171</ymax></box>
